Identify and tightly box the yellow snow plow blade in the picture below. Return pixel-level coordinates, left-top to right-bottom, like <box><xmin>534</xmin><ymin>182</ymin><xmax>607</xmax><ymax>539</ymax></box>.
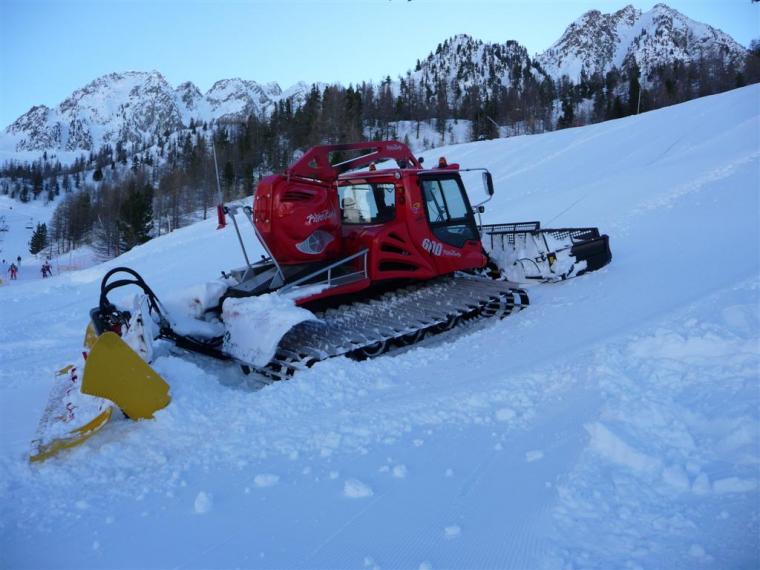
<box><xmin>30</xmin><ymin>407</ymin><xmax>113</xmax><ymax>463</ymax></box>
<box><xmin>81</xmin><ymin>331</ymin><xmax>171</xmax><ymax>420</ymax></box>
<box><xmin>84</xmin><ymin>321</ymin><xmax>98</xmax><ymax>350</ymax></box>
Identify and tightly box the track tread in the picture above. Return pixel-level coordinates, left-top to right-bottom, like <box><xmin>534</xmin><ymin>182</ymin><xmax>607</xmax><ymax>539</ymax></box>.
<box><xmin>255</xmin><ymin>275</ymin><xmax>528</xmax><ymax>380</ymax></box>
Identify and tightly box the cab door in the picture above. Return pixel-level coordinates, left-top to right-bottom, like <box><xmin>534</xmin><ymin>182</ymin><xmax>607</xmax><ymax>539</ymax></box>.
<box><xmin>418</xmin><ymin>174</ymin><xmax>485</xmax><ymax>272</ymax></box>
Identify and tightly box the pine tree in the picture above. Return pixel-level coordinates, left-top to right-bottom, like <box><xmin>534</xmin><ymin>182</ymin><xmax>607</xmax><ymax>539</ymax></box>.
<box><xmin>628</xmin><ymin>62</ymin><xmax>642</xmax><ymax>115</ymax></box>
<box><xmin>557</xmin><ymin>98</ymin><xmax>575</xmax><ymax>129</ymax></box>
<box><xmin>32</xmin><ymin>170</ymin><xmax>43</xmax><ymax>197</ymax></box>
<box><xmin>118</xmin><ymin>183</ymin><xmax>153</xmax><ymax>251</ymax></box>
<box><xmin>29</xmin><ymin>222</ymin><xmax>49</xmax><ymax>255</ymax></box>
<box><xmin>222</xmin><ymin>161</ymin><xmax>235</xmax><ymax>198</ymax></box>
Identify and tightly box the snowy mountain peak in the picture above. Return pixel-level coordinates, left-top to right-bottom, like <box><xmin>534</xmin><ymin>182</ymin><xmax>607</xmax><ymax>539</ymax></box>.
<box><xmin>616</xmin><ymin>4</ymin><xmax>639</xmax><ymax>18</ymax></box>
<box><xmin>176</xmin><ymin>81</ymin><xmax>202</xmax><ymax>99</ymax></box>
<box><xmin>412</xmin><ymin>33</ymin><xmax>539</xmax><ymax>104</ymax></box>
<box><xmin>536</xmin><ymin>3</ymin><xmax>746</xmax><ymax>83</ymax></box>
<box><xmin>262</xmin><ymin>81</ymin><xmax>283</xmax><ymax>97</ymax></box>
<box><xmin>7</xmin><ymin>71</ymin><xmax>183</xmax><ymax>152</ymax></box>
<box><xmin>651</xmin><ymin>3</ymin><xmax>679</xmax><ymax>15</ymax></box>
<box><xmin>4</xmin><ymin>72</ymin><xmax>310</xmax><ymax>152</ymax></box>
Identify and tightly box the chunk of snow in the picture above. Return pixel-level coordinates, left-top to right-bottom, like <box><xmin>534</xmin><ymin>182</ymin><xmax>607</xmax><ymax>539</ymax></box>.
<box><xmin>344</xmin><ymin>479</ymin><xmax>373</xmax><ymax>499</ymax></box>
<box><xmin>444</xmin><ymin>525</ymin><xmax>461</xmax><ymax>539</ymax></box>
<box><xmin>662</xmin><ymin>465</ymin><xmax>690</xmax><ymax>491</ymax></box>
<box><xmin>222</xmin><ymin>293</ymin><xmax>318</xmax><ymax>367</ymax></box>
<box><xmin>392</xmin><ymin>465</ymin><xmax>407</xmax><ymax>479</ymax></box>
<box><xmin>692</xmin><ymin>473</ymin><xmax>711</xmax><ymax>495</ymax></box>
<box><xmin>712</xmin><ymin>477</ymin><xmax>757</xmax><ymax>494</ymax></box>
<box><xmin>169</xmin><ymin>279</ymin><xmax>230</xmax><ymax>319</ymax></box>
<box><xmin>689</xmin><ymin>544</ymin><xmax>706</xmax><ymax>558</ymax></box>
<box><xmin>495</xmin><ymin>408</ymin><xmax>516</xmax><ymax>422</ymax></box>
<box><xmin>689</xmin><ymin>544</ymin><xmax>712</xmax><ymax>562</ymax></box>
<box><xmin>525</xmin><ymin>450</ymin><xmax>544</xmax><ymax>462</ymax></box>
<box><xmin>194</xmin><ymin>491</ymin><xmax>213</xmax><ymax>514</ymax></box>
<box><xmin>254</xmin><ymin>474</ymin><xmax>279</xmax><ymax>488</ymax></box>
<box><xmin>585</xmin><ymin>422</ymin><xmax>661</xmax><ymax>475</ymax></box>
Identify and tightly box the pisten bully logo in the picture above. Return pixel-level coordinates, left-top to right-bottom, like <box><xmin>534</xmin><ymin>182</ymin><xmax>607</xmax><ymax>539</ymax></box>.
<box><xmin>306</xmin><ymin>208</ymin><xmax>337</xmax><ymax>225</ymax></box>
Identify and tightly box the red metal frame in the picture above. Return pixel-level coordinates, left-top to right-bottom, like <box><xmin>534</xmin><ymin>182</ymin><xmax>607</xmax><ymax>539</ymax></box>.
<box><xmin>287</xmin><ymin>141</ymin><xmax>422</xmax><ymax>182</ymax></box>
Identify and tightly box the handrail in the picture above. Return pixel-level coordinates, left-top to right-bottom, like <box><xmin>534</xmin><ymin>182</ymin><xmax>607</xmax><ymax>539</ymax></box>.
<box><xmin>279</xmin><ymin>249</ymin><xmax>369</xmax><ymax>295</ymax></box>
<box><xmin>234</xmin><ymin>204</ymin><xmax>285</xmax><ymax>286</ymax></box>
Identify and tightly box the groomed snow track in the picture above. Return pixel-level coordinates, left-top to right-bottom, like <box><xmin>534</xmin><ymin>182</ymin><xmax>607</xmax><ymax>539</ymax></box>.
<box><xmin>260</xmin><ymin>275</ymin><xmax>529</xmax><ymax>380</ymax></box>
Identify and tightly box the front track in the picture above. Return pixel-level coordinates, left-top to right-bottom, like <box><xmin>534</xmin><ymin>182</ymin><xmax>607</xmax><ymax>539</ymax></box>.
<box><xmin>259</xmin><ymin>275</ymin><xmax>528</xmax><ymax>379</ymax></box>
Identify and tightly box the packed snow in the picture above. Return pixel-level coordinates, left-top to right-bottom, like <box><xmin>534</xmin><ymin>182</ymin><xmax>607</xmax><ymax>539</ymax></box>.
<box><xmin>0</xmin><ymin>85</ymin><xmax>758</xmax><ymax>569</ymax></box>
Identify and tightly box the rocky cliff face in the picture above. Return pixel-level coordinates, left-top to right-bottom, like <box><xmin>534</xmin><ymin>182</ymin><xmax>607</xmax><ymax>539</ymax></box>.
<box><xmin>410</xmin><ymin>33</ymin><xmax>546</xmax><ymax>99</ymax></box>
<box><xmin>536</xmin><ymin>4</ymin><xmax>747</xmax><ymax>83</ymax></box>
<box><xmin>5</xmin><ymin>71</ymin><xmax>309</xmax><ymax>152</ymax></box>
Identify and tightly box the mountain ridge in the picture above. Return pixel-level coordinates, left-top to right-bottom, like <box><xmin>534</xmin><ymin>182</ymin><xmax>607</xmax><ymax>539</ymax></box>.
<box><xmin>535</xmin><ymin>3</ymin><xmax>747</xmax><ymax>82</ymax></box>
<box><xmin>3</xmin><ymin>3</ymin><xmax>749</xmax><ymax>154</ymax></box>
<box><xmin>5</xmin><ymin>72</ymin><xmax>313</xmax><ymax>152</ymax></box>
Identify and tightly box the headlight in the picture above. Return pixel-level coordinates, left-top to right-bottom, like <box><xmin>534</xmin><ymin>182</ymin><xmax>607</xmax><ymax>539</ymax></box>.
<box><xmin>295</xmin><ymin>230</ymin><xmax>335</xmax><ymax>255</ymax></box>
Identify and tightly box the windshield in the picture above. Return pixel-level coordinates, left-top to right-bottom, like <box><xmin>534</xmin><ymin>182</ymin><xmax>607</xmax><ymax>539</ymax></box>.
<box><xmin>338</xmin><ymin>183</ymin><xmax>396</xmax><ymax>225</ymax></box>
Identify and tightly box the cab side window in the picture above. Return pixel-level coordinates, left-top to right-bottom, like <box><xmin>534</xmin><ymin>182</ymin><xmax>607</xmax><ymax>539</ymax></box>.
<box><xmin>339</xmin><ymin>183</ymin><xmax>396</xmax><ymax>225</ymax></box>
<box><xmin>421</xmin><ymin>177</ymin><xmax>477</xmax><ymax>247</ymax></box>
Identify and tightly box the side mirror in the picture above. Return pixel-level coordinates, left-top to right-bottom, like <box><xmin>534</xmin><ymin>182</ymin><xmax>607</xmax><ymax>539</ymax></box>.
<box><xmin>482</xmin><ymin>171</ymin><xmax>495</xmax><ymax>196</ymax></box>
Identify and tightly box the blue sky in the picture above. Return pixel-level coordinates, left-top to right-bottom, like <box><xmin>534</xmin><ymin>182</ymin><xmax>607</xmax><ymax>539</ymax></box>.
<box><xmin>1</xmin><ymin>0</ymin><xmax>757</xmax><ymax>128</ymax></box>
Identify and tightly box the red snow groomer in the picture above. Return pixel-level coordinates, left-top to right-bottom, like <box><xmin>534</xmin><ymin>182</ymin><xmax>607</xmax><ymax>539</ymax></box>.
<box><xmin>31</xmin><ymin>141</ymin><xmax>611</xmax><ymax>461</ymax></box>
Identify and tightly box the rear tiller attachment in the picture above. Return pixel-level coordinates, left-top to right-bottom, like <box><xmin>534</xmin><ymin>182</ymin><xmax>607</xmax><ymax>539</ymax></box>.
<box><xmin>480</xmin><ymin>221</ymin><xmax>611</xmax><ymax>282</ymax></box>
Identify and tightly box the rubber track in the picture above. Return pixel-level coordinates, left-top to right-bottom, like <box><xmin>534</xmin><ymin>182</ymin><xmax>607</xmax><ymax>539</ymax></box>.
<box><xmin>258</xmin><ymin>275</ymin><xmax>528</xmax><ymax>380</ymax></box>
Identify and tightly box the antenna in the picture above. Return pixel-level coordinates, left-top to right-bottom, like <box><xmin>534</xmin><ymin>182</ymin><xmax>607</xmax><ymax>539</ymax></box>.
<box><xmin>212</xmin><ymin>143</ymin><xmax>226</xmax><ymax>229</ymax></box>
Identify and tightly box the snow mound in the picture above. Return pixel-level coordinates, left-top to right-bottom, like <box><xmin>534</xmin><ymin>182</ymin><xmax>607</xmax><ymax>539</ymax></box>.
<box><xmin>343</xmin><ymin>479</ymin><xmax>374</xmax><ymax>499</ymax></box>
<box><xmin>221</xmin><ymin>292</ymin><xmax>318</xmax><ymax>367</ymax></box>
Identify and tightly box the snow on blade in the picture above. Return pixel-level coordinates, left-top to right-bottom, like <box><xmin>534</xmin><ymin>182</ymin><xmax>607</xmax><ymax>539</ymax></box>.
<box><xmin>222</xmin><ymin>292</ymin><xmax>318</xmax><ymax>367</ymax></box>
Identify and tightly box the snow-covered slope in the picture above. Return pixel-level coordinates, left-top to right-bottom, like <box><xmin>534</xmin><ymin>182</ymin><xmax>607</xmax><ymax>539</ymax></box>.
<box><xmin>1</xmin><ymin>86</ymin><xmax>758</xmax><ymax>568</ymax></box>
<box><xmin>536</xmin><ymin>3</ymin><xmax>747</xmax><ymax>83</ymax></box>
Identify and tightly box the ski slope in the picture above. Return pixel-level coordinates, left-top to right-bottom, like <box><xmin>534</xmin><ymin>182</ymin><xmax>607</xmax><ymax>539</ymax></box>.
<box><xmin>0</xmin><ymin>196</ymin><xmax>52</xmax><ymax>283</ymax></box>
<box><xmin>1</xmin><ymin>85</ymin><xmax>758</xmax><ymax>569</ymax></box>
